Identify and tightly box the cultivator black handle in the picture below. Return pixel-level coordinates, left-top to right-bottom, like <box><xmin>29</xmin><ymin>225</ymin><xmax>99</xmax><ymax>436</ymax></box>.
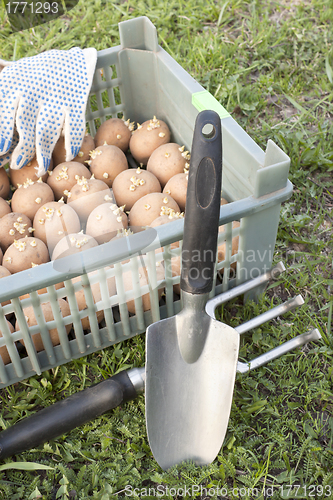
<box><xmin>0</xmin><ymin>368</ymin><xmax>144</xmax><ymax>460</ymax></box>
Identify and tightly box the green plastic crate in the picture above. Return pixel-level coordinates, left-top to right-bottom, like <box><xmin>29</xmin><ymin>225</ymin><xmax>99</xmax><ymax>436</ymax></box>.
<box><xmin>0</xmin><ymin>16</ymin><xmax>292</xmax><ymax>388</ymax></box>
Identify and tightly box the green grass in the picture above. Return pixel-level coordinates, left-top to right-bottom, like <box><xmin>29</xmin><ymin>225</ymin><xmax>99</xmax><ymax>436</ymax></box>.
<box><xmin>0</xmin><ymin>0</ymin><xmax>333</xmax><ymax>498</ymax></box>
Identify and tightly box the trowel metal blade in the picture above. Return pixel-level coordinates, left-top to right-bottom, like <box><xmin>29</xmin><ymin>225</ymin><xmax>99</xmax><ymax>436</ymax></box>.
<box><xmin>145</xmin><ymin>314</ymin><xmax>239</xmax><ymax>470</ymax></box>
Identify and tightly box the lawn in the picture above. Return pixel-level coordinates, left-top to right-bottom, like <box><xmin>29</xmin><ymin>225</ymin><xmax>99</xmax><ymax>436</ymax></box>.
<box><xmin>0</xmin><ymin>0</ymin><xmax>332</xmax><ymax>499</ymax></box>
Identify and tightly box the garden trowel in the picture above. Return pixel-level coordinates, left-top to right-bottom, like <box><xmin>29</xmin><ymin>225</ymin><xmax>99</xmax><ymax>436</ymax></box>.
<box><xmin>145</xmin><ymin>110</ymin><xmax>240</xmax><ymax>470</ymax></box>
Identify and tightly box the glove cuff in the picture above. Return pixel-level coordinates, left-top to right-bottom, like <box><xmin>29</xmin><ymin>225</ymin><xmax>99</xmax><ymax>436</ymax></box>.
<box><xmin>82</xmin><ymin>48</ymin><xmax>98</xmax><ymax>89</ymax></box>
<box><xmin>0</xmin><ymin>59</ymin><xmax>13</xmax><ymax>72</ymax></box>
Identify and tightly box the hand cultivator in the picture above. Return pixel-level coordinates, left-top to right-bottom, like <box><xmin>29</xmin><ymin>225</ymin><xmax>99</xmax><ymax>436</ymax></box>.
<box><xmin>0</xmin><ymin>261</ymin><xmax>320</xmax><ymax>462</ymax></box>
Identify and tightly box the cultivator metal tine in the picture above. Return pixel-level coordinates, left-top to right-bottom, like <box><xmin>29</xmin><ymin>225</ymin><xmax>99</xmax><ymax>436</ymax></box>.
<box><xmin>236</xmin><ymin>329</ymin><xmax>321</xmax><ymax>373</ymax></box>
<box><xmin>204</xmin><ymin>262</ymin><xmax>321</xmax><ymax>373</ymax></box>
<box><xmin>205</xmin><ymin>261</ymin><xmax>285</xmax><ymax>318</ymax></box>
<box><xmin>235</xmin><ymin>295</ymin><xmax>304</xmax><ymax>335</ymax></box>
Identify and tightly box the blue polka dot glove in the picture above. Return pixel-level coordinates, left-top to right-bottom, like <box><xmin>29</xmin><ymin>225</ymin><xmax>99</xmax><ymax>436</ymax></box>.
<box><xmin>0</xmin><ymin>47</ymin><xmax>97</xmax><ymax>176</ymax></box>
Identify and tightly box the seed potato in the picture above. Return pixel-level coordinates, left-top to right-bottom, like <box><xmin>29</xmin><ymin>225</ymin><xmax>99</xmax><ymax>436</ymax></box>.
<box><xmin>87</xmin><ymin>144</ymin><xmax>128</xmax><ymax>187</ymax></box>
<box><xmin>0</xmin><ymin>319</ymin><xmax>15</xmax><ymax>365</ymax></box>
<box><xmin>0</xmin><ymin>212</ymin><xmax>33</xmax><ymax>252</ymax></box>
<box><xmin>19</xmin><ymin>281</ymin><xmax>65</xmax><ymax>300</ymax></box>
<box><xmin>112</xmin><ymin>167</ymin><xmax>161</xmax><ymax>211</ymax></box>
<box><xmin>150</xmin><ymin>213</ymin><xmax>184</xmax><ymax>229</ymax></box>
<box><xmin>0</xmin><ymin>167</ymin><xmax>10</xmax><ymax>199</ymax></box>
<box><xmin>129</xmin><ymin>117</ymin><xmax>171</xmax><ymax>165</ymax></box>
<box><xmin>68</xmin><ymin>177</ymin><xmax>114</xmax><ymax>222</ymax></box>
<box><xmin>71</xmin><ymin>274</ymin><xmax>104</xmax><ymax>330</ymax></box>
<box><xmin>52</xmin><ymin>134</ymin><xmax>95</xmax><ymax>166</ymax></box>
<box><xmin>217</xmin><ymin>221</ymin><xmax>240</xmax><ymax>267</ymax></box>
<box><xmin>11</xmin><ymin>179</ymin><xmax>54</xmax><ymax>221</ymax></box>
<box><xmin>47</xmin><ymin>162</ymin><xmax>91</xmax><ymax>201</ymax></box>
<box><xmin>217</xmin><ymin>198</ymin><xmax>239</xmax><ymax>267</ymax></box>
<box><xmin>150</xmin><ymin>213</ymin><xmax>183</xmax><ymax>253</ymax></box>
<box><xmin>94</xmin><ymin>117</ymin><xmax>134</xmax><ymax>152</ymax></box>
<box><xmin>120</xmin><ymin>261</ymin><xmax>165</xmax><ymax>314</ymax></box>
<box><xmin>0</xmin><ymin>197</ymin><xmax>11</xmax><ymax>218</ymax></box>
<box><xmin>3</xmin><ymin>237</ymin><xmax>50</xmax><ymax>274</ymax></box>
<box><xmin>0</xmin><ymin>265</ymin><xmax>10</xmax><ymax>279</ymax></box>
<box><xmin>147</xmin><ymin>143</ymin><xmax>189</xmax><ymax>187</ymax></box>
<box><xmin>163</xmin><ymin>171</ymin><xmax>188</xmax><ymax>212</ymax></box>
<box><xmin>167</xmin><ymin>254</ymin><xmax>182</xmax><ymax>295</ymax></box>
<box><xmin>0</xmin><ymin>266</ymin><xmax>12</xmax><ymax>307</ymax></box>
<box><xmin>52</xmin><ymin>232</ymin><xmax>98</xmax><ymax>261</ymax></box>
<box><xmin>33</xmin><ymin>201</ymin><xmax>81</xmax><ymax>253</ymax></box>
<box><xmin>9</xmin><ymin>156</ymin><xmax>52</xmax><ymax>188</ymax></box>
<box><xmin>70</xmin><ymin>269</ymin><xmax>116</xmax><ymax>330</ymax></box>
<box><xmin>149</xmin><ymin>215</ymin><xmax>182</xmax><ymax>293</ymax></box>
<box><xmin>86</xmin><ymin>203</ymin><xmax>128</xmax><ymax>244</ymax></box>
<box><xmin>17</xmin><ymin>299</ymin><xmax>72</xmax><ymax>352</ymax></box>
<box><xmin>129</xmin><ymin>192</ymin><xmax>180</xmax><ymax>229</ymax></box>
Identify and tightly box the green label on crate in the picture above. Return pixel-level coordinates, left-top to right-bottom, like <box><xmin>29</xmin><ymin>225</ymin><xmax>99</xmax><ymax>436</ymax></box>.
<box><xmin>192</xmin><ymin>91</ymin><xmax>230</xmax><ymax>119</ymax></box>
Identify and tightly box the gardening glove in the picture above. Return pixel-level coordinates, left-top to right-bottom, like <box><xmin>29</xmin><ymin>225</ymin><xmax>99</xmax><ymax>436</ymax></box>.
<box><xmin>0</xmin><ymin>47</ymin><xmax>97</xmax><ymax>176</ymax></box>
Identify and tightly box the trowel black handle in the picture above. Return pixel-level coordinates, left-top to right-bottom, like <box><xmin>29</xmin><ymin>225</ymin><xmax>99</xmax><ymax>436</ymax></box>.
<box><xmin>0</xmin><ymin>369</ymin><xmax>142</xmax><ymax>460</ymax></box>
<box><xmin>181</xmin><ymin>110</ymin><xmax>222</xmax><ymax>295</ymax></box>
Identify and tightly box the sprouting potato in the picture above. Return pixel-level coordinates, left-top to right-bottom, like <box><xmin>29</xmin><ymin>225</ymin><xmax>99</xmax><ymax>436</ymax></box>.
<box><xmin>147</xmin><ymin>143</ymin><xmax>189</xmax><ymax>187</ymax></box>
<box><xmin>129</xmin><ymin>117</ymin><xmax>170</xmax><ymax>165</ymax></box>
<box><xmin>120</xmin><ymin>261</ymin><xmax>165</xmax><ymax>314</ymax></box>
<box><xmin>217</xmin><ymin>221</ymin><xmax>240</xmax><ymax>269</ymax></box>
<box><xmin>9</xmin><ymin>156</ymin><xmax>52</xmax><ymax>188</ymax></box>
<box><xmin>33</xmin><ymin>201</ymin><xmax>81</xmax><ymax>254</ymax></box>
<box><xmin>17</xmin><ymin>299</ymin><xmax>72</xmax><ymax>352</ymax></box>
<box><xmin>129</xmin><ymin>192</ymin><xmax>180</xmax><ymax>229</ymax></box>
<box><xmin>87</xmin><ymin>144</ymin><xmax>128</xmax><ymax>187</ymax></box>
<box><xmin>70</xmin><ymin>269</ymin><xmax>116</xmax><ymax>331</ymax></box>
<box><xmin>112</xmin><ymin>167</ymin><xmax>161</xmax><ymax>211</ymax></box>
<box><xmin>11</xmin><ymin>179</ymin><xmax>54</xmax><ymax>221</ymax></box>
<box><xmin>163</xmin><ymin>171</ymin><xmax>188</xmax><ymax>212</ymax></box>
<box><xmin>0</xmin><ymin>319</ymin><xmax>15</xmax><ymax>365</ymax></box>
<box><xmin>52</xmin><ymin>134</ymin><xmax>95</xmax><ymax>167</ymax></box>
<box><xmin>47</xmin><ymin>161</ymin><xmax>91</xmax><ymax>201</ymax></box>
<box><xmin>0</xmin><ymin>212</ymin><xmax>33</xmax><ymax>252</ymax></box>
<box><xmin>68</xmin><ymin>177</ymin><xmax>114</xmax><ymax>222</ymax></box>
<box><xmin>0</xmin><ymin>197</ymin><xmax>11</xmax><ymax>218</ymax></box>
<box><xmin>86</xmin><ymin>203</ymin><xmax>128</xmax><ymax>244</ymax></box>
<box><xmin>2</xmin><ymin>237</ymin><xmax>50</xmax><ymax>274</ymax></box>
<box><xmin>94</xmin><ymin>117</ymin><xmax>134</xmax><ymax>152</ymax></box>
<box><xmin>51</xmin><ymin>232</ymin><xmax>98</xmax><ymax>261</ymax></box>
<box><xmin>0</xmin><ymin>265</ymin><xmax>12</xmax><ymax>307</ymax></box>
<box><xmin>0</xmin><ymin>167</ymin><xmax>11</xmax><ymax>200</ymax></box>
